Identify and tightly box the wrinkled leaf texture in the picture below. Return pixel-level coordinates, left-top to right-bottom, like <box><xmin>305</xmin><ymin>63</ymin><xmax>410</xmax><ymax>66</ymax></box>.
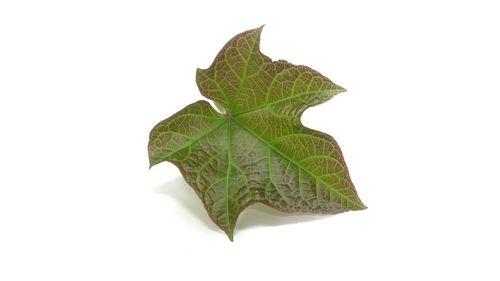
<box><xmin>149</xmin><ymin>26</ymin><xmax>366</xmax><ymax>240</ymax></box>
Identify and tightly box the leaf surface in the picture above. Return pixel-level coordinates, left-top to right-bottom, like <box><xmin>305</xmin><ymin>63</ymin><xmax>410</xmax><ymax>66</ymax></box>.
<box><xmin>149</xmin><ymin>26</ymin><xmax>366</xmax><ymax>240</ymax></box>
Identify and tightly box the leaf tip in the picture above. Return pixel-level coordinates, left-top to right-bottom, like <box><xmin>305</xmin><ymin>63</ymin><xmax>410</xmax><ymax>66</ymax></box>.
<box><xmin>354</xmin><ymin>200</ymin><xmax>368</xmax><ymax>210</ymax></box>
<box><xmin>246</xmin><ymin>25</ymin><xmax>264</xmax><ymax>37</ymax></box>
<box><xmin>148</xmin><ymin>154</ymin><xmax>160</xmax><ymax>169</ymax></box>
<box><xmin>195</xmin><ymin>67</ymin><xmax>204</xmax><ymax>76</ymax></box>
<box><xmin>225</xmin><ymin>228</ymin><xmax>235</xmax><ymax>241</ymax></box>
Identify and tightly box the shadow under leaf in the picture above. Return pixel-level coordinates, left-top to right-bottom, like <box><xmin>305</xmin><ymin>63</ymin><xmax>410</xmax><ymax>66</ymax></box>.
<box><xmin>155</xmin><ymin>176</ymin><xmax>330</xmax><ymax>234</ymax></box>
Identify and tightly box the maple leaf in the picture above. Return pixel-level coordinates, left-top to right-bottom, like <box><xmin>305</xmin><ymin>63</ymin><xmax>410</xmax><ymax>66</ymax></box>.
<box><xmin>148</xmin><ymin>26</ymin><xmax>366</xmax><ymax>240</ymax></box>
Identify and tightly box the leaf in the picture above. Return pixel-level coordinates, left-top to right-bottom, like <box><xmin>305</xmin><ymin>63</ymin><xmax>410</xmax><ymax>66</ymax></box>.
<box><xmin>148</xmin><ymin>26</ymin><xmax>366</xmax><ymax>240</ymax></box>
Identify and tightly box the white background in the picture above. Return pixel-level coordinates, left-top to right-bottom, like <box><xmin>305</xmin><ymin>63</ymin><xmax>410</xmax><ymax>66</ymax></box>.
<box><xmin>1</xmin><ymin>0</ymin><xmax>499</xmax><ymax>280</ymax></box>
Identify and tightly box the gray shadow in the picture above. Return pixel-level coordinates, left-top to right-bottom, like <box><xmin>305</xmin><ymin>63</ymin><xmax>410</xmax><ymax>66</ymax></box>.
<box><xmin>155</xmin><ymin>176</ymin><xmax>330</xmax><ymax>233</ymax></box>
<box><xmin>154</xmin><ymin>176</ymin><xmax>220</xmax><ymax>232</ymax></box>
<box><xmin>236</xmin><ymin>203</ymin><xmax>329</xmax><ymax>230</ymax></box>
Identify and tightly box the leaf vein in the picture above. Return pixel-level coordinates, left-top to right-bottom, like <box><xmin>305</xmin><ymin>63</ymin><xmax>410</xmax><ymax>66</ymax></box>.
<box><xmin>232</xmin><ymin>118</ymin><xmax>364</xmax><ymax>209</ymax></box>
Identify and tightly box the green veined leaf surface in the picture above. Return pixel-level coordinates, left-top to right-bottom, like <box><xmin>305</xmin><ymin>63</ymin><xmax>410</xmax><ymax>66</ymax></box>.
<box><xmin>149</xmin><ymin>26</ymin><xmax>366</xmax><ymax>240</ymax></box>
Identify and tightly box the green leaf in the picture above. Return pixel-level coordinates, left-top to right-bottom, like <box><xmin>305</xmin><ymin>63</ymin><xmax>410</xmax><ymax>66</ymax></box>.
<box><xmin>148</xmin><ymin>26</ymin><xmax>366</xmax><ymax>240</ymax></box>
